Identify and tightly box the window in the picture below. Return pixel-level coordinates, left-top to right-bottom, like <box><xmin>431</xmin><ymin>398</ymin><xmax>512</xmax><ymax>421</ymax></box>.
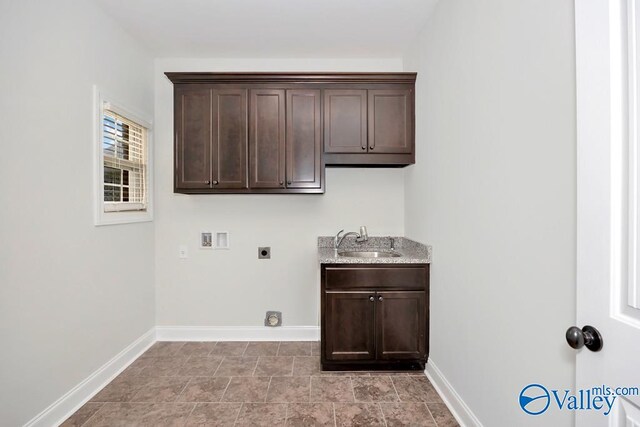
<box><xmin>94</xmin><ymin>86</ymin><xmax>152</xmax><ymax>225</ymax></box>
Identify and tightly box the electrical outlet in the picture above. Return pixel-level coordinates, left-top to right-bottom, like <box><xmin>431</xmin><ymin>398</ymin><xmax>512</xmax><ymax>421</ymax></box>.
<box><xmin>178</xmin><ymin>245</ymin><xmax>188</xmax><ymax>259</ymax></box>
<box><xmin>258</xmin><ymin>247</ymin><xmax>271</xmax><ymax>259</ymax></box>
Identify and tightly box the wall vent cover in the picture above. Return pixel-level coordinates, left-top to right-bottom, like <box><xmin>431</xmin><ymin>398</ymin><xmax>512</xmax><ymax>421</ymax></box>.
<box><xmin>265</xmin><ymin>311</ymin><xmax>282</xmax><ymax>327</ymax></box>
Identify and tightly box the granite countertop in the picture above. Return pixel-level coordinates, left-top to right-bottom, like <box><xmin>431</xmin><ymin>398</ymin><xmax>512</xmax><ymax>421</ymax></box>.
<box><xmin>317</xmin><ymin>236</ymin><xmax>432</xmax><ymax>264</ymax></box>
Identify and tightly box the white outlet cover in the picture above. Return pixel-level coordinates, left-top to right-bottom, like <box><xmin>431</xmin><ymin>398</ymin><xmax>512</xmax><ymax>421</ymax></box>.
<box><xmin>178</xmin><ymin>244</ymin><xmax>188</xmax><ymax>259</ymax></box>
<box><xmin>215</xmin><ymin>231</ymin><xmax>230</xmax><ymax>249</ymax></box>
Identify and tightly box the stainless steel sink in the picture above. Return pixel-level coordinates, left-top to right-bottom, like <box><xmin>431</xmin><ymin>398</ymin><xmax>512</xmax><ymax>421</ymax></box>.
<box><xmin>338</xmin><ymin>250</ymin><xmax>402</xmax><ymax>258</ymax></box>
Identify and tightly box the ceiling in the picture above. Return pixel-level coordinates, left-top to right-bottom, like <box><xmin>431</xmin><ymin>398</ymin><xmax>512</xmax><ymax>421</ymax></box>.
<box><xmin>92</xmin><ymin>0</ymin><xmax>438</xmax><ymax>58</ymax></box>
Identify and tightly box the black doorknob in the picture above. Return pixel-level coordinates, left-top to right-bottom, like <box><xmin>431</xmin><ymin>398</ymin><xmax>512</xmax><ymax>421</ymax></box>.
<box><xmin>566</xmin><ymin>325</ymin><xmax>603</xmax><ymax>352</ymax></box>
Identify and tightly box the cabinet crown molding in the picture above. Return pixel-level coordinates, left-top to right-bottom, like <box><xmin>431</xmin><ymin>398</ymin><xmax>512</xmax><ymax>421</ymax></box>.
<box><xmin>165</xmin><ymin>72</ymin><xmax>417</xmax><ymax>85</ymax></box>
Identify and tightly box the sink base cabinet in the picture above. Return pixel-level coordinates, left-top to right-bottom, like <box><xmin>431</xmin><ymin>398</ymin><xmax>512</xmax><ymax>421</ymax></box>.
<box><xmin>321</xmin><ymin>264</ymin><xmax>429</xmax><ymax>371</ymax></box>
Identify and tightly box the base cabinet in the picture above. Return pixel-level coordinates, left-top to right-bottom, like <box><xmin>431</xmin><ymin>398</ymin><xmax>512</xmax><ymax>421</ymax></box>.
<box><xmin>321</xmin><ymin>264</ymin><xmax>429</xmax><ymax>371</ymax></box>
<box><xmin>376</xmin><ymin>291</ymin><xmax>426</xmax><ymax>360</ymax></box>
<box><xmin>324</xmin><ymin>291</ymin><xmax>376</xmax><ymax>361</ymax></box>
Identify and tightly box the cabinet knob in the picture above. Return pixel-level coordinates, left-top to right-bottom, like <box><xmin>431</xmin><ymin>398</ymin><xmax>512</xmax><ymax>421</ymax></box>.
<box><xmin>378</xmin><ymin>296</ymin><xmax>383</xmax><ymax>301</ymax></box>
<box><xmin>361</xmin><ymin>146</ymin><xmax>366</xmax><ymax>151</ymax></box>
<box><xmin>205</xmin><ymin>180</ymin><xmax>210</xmax><ymax>185</ymax></box>
<box><xmin>369</xmin><ymin>146</ymin><xmax>374</xmax><ymax>150</ymax></box>
<box><xmin>287</xmin><ymin>180</ymin><xmax>292</xmax><ymax>185</ymax></box>
<box><xmin>369</xmin><ymin>296</ymin><xmax>374</xmax><ymax>302</ymax></box>
<box><xmin>279</xmin><ymin>181</ymin><xmax>284</xmax><ymax>186</ymax></box>
<box><xmin>213</xmin><ymin>180</ymin><xmax>219</xmax><ymax>185</ymax></box>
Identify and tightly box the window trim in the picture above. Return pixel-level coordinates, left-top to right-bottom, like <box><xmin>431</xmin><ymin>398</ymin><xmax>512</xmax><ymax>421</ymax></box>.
<box><xmin>94</xmin><ymin>85</ymin><xmax>153</xmax><ymax>226</ymax></box>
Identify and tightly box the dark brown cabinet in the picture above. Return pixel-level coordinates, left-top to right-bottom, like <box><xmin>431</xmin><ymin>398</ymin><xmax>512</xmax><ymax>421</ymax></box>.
<box><xmin>368</xmin><ymin>89</ymin><xmax>413</xmax><ymax>154</ymax></box>
<box><xmin>375</xmin><ymin>291</ymin><xmax>426</xmax><ymax>360</ymax></box>
<box><xmin>321</xmin><ymin>264</ymin><xmax>429</xmax><ymax>371</ymax></box>
<box><xmin>175</xmin><ymin>87</ymin><xmax>212</xmax><ymax>189</ymax></box>
<box><xmin>286</xmin><ymin>90</ymin><xmax>322</xmax><ymax>189</ymax></box>
<box><xmin>214</xmin><ymin>89</ymin><xmax>248</xmax><ymax>189</ymax></box>
<box><xmin>175</xmin><ymin>87</ymin><xmax>248</xmax><ymax>190</ymax></box>
<box><xmin>324</xmin><ymin>90</ymin><xmax>367</xmax><ymax>153</ymax></box>
<box><xmin>249</xmin><ymin>89</ymin><xmax>285</xmax><ymax>189</ymax></box>
<box><xmin>167</xmin><ymin>73</ymin><xmax>416</xmax><ymax>194</ymax></box>
<box><xmin>248</xmin><ymin>89</ymin><xmax>322</xmax><ymax>191</ymax></box>
<box><xmin>324</xmin><ymin>291</ymin><xmax>376</xmax><ymax>361</ymax></box>
<box><xmin>323</xmin><ymin>88</ymin><xmax>414</xmax><ymax>162</ymax></box>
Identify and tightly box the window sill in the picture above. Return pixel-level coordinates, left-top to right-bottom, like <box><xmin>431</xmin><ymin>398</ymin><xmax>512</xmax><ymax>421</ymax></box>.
<box><xmin>95</xmin><ymin>210</ymin><xmax>153</xmax><ymax>226</ymax></box>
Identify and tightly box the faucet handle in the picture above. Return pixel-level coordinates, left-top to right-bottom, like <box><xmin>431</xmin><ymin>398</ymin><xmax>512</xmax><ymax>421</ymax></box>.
<box><xmin>336</xmin><ymin>229</ymin><xmax>344</xmax><ymax>238</ymax></box>
<box><xmin>359</xmin><ymin>226</ymin><xmax>368</xmax><ymax>240</ymax></box>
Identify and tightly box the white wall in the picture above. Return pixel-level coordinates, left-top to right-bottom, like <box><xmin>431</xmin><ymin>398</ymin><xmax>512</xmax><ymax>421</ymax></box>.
<box><xmin>403</xmin><ymin>1</ymin><xmax>576</xmax><ymax>426</ymax></box>
<box><xmin>0</xmin><ymin>1</ymin><xmax>155</xmax><ymax>425</ymax></box>
<box><xmin>154</xmin><ymin>58</ymin><xmax>405</xmax><ymax>327</ymax></box>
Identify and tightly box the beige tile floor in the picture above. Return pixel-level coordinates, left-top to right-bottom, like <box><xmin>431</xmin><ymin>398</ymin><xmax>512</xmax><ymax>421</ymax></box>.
<box><xmin>61</xmin><ymin>341</ymin><xmax>458</xmax><ymax>427</ymax></box>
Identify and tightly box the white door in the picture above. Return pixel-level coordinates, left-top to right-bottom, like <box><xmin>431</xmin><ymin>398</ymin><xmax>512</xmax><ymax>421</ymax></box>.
<box><xmin>576</xmin><ymin>0</ymin><xmax>640</xmax><ymax>425</ymax></box>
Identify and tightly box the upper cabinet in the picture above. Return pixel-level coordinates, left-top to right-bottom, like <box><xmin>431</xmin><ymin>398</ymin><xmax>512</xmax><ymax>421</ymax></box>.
<box><xmin>175</xmin><ymin>87</ymin><xmax>212</xmax><ymax>190</ymax></box>
<box><xmin>213</xmin><ymin>89</ymin><xmax>248</xmax><ymax>189</ymax></box>
<box><xmin>249</xmin><ymin>89</ymin><xmax>286</xmax><ymax>189</ymax></box>
<box><xmin>324</xmin><ymin>89</ymin><xmax>367</xmax><ymax>154</ymax></box>
<box><xmin>286</xmin><ymin>90</ymin><xmax>322</xmax><ymax>190</ymax></box>
<box><xmin>175</xmin><ymin>87</ymin><xmax>248</xmax><ymax>191</ymax></box>
<box><xmin>368</xmin><ymin>89</ymin><xmax>413</xmax><ymax>154</ymax></box>
<box><xmin>247</xmin><ymin>88</ymin><xmax>322</xmax><ymax>191</ymax></box>
<box><xmin>323</xmin><ymin>87</ymin><xmax>414</xmax><ymax>165</ymax></box>
<box><xmin>167</xmin><ymin>73</ymin><xmax>416</xmax><ymax>194</ymax></box>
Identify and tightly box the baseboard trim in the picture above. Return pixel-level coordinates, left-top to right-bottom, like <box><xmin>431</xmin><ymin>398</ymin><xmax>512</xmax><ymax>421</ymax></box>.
<box><xmin>425</xmin><ymin>359</ymin><xmax>483</xmax><ymax>427</ymax></box>
<box><xmin>155</xmin><ymin>326</ymin><xmax>320</xmax><ymax>341</ymax></box>
<box><xmin>24</xmin><ymin>328</ymin><xmax>156</xmax><ymax>427</ymax></box>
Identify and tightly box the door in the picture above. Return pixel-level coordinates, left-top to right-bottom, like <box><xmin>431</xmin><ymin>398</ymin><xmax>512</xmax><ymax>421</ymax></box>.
<box><xmin>175</xmin><ymin>87</ymin><xmax>211</xmax><ymax>189</ymax></box>
<box><xmin>324</xmin><ymin>291</ymin><xmax>376</xmax><ymax>361</ymax></box>
<box><xmin>249</xmin><ymin>89</ymin><xmax>285</xmax><ymax>189</ymax></box>
<box><xmin>286</xmin><ymin>89</ymin><xmax>322</xmax><ymax>189</ymax></box>
<box><xmin>324</xmin><ymin>89</ymin><xmax>367</xmax><ymax>153</ymax></box>
<box><xmin>212</xmin><ymin>89</ymin><xmax>248</xmax><ymax>189</ymax></box>
<box><xmin>368</xmin><ymin>89</ymin><xmax>413</xmax><ymax>154</ymax></box>
<box><xmin>375</xmin><ymin>291</ymin><xmax>426</xmax><ymax>360</ymax></box>
<box><xmin>575</xmin><ymin>1</ymin><xmax>640</xmax><ymax>425</ymax></box>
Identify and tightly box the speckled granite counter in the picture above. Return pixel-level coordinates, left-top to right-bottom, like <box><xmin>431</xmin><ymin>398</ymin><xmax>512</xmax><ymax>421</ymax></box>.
<box><xmin>318</xmin><ymin>236</ymin><xmax>432</xmax><ymax>264</ymax></box>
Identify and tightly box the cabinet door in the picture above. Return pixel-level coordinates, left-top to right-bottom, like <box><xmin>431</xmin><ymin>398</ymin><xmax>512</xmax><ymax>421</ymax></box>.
<box><xmin>368</xmin><ymin>89</ymin><xmax>413</xmax><ymax>154</ymax></box>
<box><xmin>249</xmin><ymin>89</ymin><xmax>286</xmax><ymax>189</ymax></box>
<box><xmin>286</xmin><ymin>90</ymin><xmax>322</xmax><ymax>189</ymax></box>
<box><xmin>324</xmin><ymin>291</ymin><xmax>376</xmax><ymax>361</ymax></box>
<box><xmin>175</xmin><ymin>87</ymin><xmax>212</xmax><ymax>189</ymax></box>
<box><xmin>375</xmin><ymin>291</ymin><xmax>426</xmax><ymax>360</ymax></box>
<box><xmin>324</xmin><ymin>90</ymin><xmax>367</xmax><ymax>153</ymax></box>
<box><xmin>212</xmin><ymin>89</ymin><xmax>248</xmax><ymax>189</ymax></box>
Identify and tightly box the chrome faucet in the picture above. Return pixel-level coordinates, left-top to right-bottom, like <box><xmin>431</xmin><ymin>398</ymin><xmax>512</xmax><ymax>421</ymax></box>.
<box><xmin>334</xmin><ymin>226</ymin><xmax>368</xmax><ymax>249</ymax></box>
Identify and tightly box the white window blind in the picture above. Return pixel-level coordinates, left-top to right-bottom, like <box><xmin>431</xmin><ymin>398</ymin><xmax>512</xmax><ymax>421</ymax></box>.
<box><xmin>102</xmin><ymin>108</ymin><xmax>147</xmax><ymax>212</ymax></box>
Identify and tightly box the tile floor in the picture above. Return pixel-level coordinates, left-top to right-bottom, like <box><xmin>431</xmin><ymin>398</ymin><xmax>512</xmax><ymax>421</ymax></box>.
<box><xmin>61</xmin><ymin>341</ymin><xmax>458</xmax><ymax>427</ymax></box>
